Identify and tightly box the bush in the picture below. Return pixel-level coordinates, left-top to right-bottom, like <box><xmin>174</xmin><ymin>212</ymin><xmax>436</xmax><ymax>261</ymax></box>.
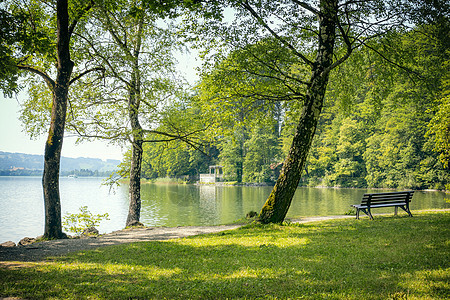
<box><xmin>62</xmin><ymin>206</ymin><xmax>109</xmax><ymax>236</ymax></box>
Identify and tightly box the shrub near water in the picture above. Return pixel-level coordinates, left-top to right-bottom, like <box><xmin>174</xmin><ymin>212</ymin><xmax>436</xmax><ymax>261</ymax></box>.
<box><xmin>1</xmin><ymin>212</ymin><xmax>448</xmax><ymax>299</ymax></box>
<box><xmin>62</xmin><ymin>206</ymin><xmax>109</xmax><ymax>236</ymax></box>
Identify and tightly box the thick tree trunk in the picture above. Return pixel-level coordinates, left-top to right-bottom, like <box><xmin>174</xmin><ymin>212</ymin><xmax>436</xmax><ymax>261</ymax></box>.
<box><xmin>125</xmin><ymin>62</ymin><xmax>143</xmax><ymax>227</ymax></box>
<box><xmin>126</xmin><ymin>138</ymin><xmax>143</xmax><ymax>226</ymax></box>
<box><xmin>259</xmin><ymin>0</ymin><xmax>338</xmax><ymax>223</ymax></box>
<box><xmin>42</xmin><ymin>0</ymin><xmax>73</xmax><ymax>239</ymax></box>
<box><xmin>42</xmin><ymin>87</ymin><xmax>70</xmax><ymax>239</ymax></box>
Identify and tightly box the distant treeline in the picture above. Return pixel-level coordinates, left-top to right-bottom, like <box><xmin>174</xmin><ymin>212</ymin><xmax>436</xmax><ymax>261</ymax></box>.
<box><xmin>0</xmin><ymin>151</ymin><xmax>120</xmax><ymax>176</ymax></box>
<box><xmin>120</xmin><ymin>26</ymin><xmax>449</xmax><ymax>190</ymax></box>
<box><xmin>0</xmin><ymin>169</ymin><xmax>43</xmax><ymax>176</ymax></box>
<box><xmin>0</xmin><ymin>169</ymin><xmax>114</xmax><ymax>177</ymax></box>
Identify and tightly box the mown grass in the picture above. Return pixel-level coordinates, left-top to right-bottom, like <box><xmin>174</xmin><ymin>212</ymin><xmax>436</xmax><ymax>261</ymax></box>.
<box><xmin>1</xmin><ymin>211</ymin><xmax>449</xmax><ymax>299</ymax></box>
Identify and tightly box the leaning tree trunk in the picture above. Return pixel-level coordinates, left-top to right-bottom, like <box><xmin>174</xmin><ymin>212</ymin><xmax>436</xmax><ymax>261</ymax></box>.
<box><xmin>42</xmin><ymin>0</ymin><xmax>73</xmax><ymax>239</ymax></box>
<box><xmin>259</xmin><ymin>0</ymin><xmax>338</xmax><ymax>223</ymax></box>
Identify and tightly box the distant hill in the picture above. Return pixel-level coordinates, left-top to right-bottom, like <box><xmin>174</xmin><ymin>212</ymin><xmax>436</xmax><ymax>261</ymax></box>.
<box><xmin>0</xmin><ymin>151</ymin><xmax>121</xmax><ymax>175</ymax></box>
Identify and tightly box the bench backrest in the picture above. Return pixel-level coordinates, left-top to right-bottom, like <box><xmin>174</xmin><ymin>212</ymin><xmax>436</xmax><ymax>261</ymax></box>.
<box><xmin>361</xmin><ymin>191</ymin><xmax>414</xmax><ymax>206</ymax></box>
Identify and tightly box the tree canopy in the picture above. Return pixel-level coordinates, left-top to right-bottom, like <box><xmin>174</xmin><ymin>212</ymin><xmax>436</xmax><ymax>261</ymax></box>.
<box><xmin>0</xmin><ymin>0</ymin><xmax>448</xmax><ymax>234</ymax></box>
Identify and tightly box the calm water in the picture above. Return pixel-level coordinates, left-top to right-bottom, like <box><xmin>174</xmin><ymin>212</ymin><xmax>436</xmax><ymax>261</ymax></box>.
<box><xmin>1</xmin><ymin>176</ymin><xmax>449</xmax><ymax>243</ymax></box>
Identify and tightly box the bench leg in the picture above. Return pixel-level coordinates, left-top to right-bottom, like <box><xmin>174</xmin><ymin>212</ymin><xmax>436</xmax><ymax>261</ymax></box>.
<box><xmin>359</xmin><ymin>208</ymin><xmax>373</xmax><ymax>220</ymax></box>
<box><xmin>394</xmin><ymin>206</ymin><xmax>398</xmax><ymax>216</ymax></box>
<box><xmin>356</xmin><ymin>208</ymin><xmax>360</xmax><ymax>220</ymax></box>
<box><xmin>399</xmin><ymin>205</ymin><xmax>413</xmax><ymax>217</ymax></box>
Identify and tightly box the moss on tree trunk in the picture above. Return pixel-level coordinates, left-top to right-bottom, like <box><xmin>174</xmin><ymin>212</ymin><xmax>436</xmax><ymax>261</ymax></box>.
<box><xmin>126</xmin><ymin>65</ymin><xmax>143</xmax><ymax>227</ymax></box>
<box><xmin>259</xmin><ymin>0</ymin><xmax>338</xmax><ymax>223</ymax></box>
<box><xmin>42</xmin><ymin>0</ymin><xmax>74</xmax><ymax>239</ymax></box>
<box><xmin>126</xmin><ymin>139</ymin><xmax>143</xmax><ymax>226</ymax></box>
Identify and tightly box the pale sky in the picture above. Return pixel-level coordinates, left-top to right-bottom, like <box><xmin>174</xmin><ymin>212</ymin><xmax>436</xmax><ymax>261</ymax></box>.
<box><xmin>0</xmin><ymin>51</ymin><xmax>200</xmax><ymax>161</ymax></box>
<box><xmin>0</xmin><ymin>95</ymin><xmax>125</xmax><ymax>160</ymax></box>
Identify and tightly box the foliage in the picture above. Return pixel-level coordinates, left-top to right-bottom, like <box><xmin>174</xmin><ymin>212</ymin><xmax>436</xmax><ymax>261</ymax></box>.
<box><xmin>59</xmin><ymin>0</ymin><xmax>180</xmax><ymax>142</ymax></box>
<box><xmin>0</xmin><ymin>0</ymin><xmax>57</xmax><ymax>96</ymax></box>
<box><xmin>62</xmin><ymin>206</ymin><xmax>109</xmax><ymax>236</ymax></box>
<box><xmin>297</xmin><ymin>25</ymin><xmax>450</xmax><ymax>189</ymax></box>
<box><xmin>426</xmin><ymin>94</ymin><xmax>450</xmax><ymax>169</ymax></box>
<box><xmin>0</xmin><ymin>7</ymin><xmax>20</xmax><ymax>96</ymax></box>
<box><xmin>1</xmin><ymin>212</ymin><xmax>448</xmax><ymax>299</ymax></box>
<box><xmin>108</xmin><ymin>135</ymin><xmax>218</xmax><ymax>183</ymax></box>
<box><xmin>136</xmin><ymin>25</ymin><xmax>449</xmax><ymax>190</ymax></box>
<box><xmin>243</xmin><ymin>125</ymin><xmax>282</xmax><ymax>183</ymax></box>
<box><xmin>218</xmin><ymin>130</ymin><xmax>245</xmax><ymax>182</ymax></box>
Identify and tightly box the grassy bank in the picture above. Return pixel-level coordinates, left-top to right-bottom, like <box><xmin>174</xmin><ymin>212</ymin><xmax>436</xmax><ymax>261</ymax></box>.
<box><xmin>1</xmin><ymin>212</ymin><xmax>449</xmax><ymax>299</ymax></box>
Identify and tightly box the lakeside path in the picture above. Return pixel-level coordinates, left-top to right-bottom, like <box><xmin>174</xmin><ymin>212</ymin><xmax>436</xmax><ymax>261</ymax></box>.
<box><xmin>2</xmin><ymin>211</ymin><xmax>447</xmax><ymax>262</ymax></box>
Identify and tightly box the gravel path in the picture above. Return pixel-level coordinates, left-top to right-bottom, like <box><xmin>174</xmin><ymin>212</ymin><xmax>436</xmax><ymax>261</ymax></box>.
<box><xmin>2</xmin><ymin>210</ymin><xmax>447</xmax><ymax>263</ymax></box>
<box><xmin>0</xmin><ymin>224</ymin><xmax>243</xmax><ymax>262</ymax></box>
<box><xmin>0</xmin><ymin>216</ymin><xmax>354</xmax><ymax>262</ymax></box>
<box><xmin>0</xmin><ymin>215</ymin><xmax>370</xmax><ymax>262</ymax></box>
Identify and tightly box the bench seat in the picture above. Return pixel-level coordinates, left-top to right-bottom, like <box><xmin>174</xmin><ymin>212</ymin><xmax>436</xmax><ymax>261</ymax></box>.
<box><xmin>351</xmin><ymin>191</ymin><xmax>414</xmax><ymax>220</ymax></box>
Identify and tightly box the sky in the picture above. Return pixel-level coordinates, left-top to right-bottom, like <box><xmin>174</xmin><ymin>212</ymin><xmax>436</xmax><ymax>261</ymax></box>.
<box><xmin>0</xmin><ymin>51</ymin><xmax>200</xmax><ymax>161</ymax></box>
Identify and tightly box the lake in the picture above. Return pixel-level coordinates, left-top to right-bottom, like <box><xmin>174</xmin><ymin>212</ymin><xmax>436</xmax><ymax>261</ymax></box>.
<box><xmin>1</xmin><ymin>176</ymin><xmax>449</xmax><ymax>243</ymax></box>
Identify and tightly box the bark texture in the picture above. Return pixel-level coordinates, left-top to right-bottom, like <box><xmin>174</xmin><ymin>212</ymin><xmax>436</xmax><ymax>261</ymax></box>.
<box><xmin>259</xmin><ymin>0</ymin><xmax>338</xmax><ymax>223</ymax></box>
<box><xmin>42</xmin><ymin>0</ymin><xmax>73</xmax><ymax>239</ymax></box>
<box><xmin>126</xmin><ymin>139</ymin><xmax>143</xmax><ymax>226</ymax></box>
<box><xmin>126</xmin><ymin>59</ymin><xmax>143</xmax><ymax>227</ymax></box>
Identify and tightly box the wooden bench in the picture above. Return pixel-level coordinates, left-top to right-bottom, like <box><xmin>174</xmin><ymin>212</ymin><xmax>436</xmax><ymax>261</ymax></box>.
<box><xmin>351</xmin><ymin>191</ymin><xmax>414</xmax><ymax>219</ymax></box>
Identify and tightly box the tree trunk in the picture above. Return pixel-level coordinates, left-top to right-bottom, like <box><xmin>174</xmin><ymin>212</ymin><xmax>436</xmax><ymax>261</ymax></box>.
<box><xmin>259</xmin><ymin>0</ymin><xmax>338</xmax><ymax>223</ymax></box>
<box><xmin>126</xmin><ymin>61</ymin><xmax>143</xmax><ymax>227</ymax></box>
<box><xmin>42</xmin><ymin>0</ymin><xmax>73</xmax><ymax>239</ymax></box>
<box><xmin>126</xmin><ymin>138</ymin><xmax>143</xmax><ymax>226</ymax></box>
<box><xmin>42</xmin><ymin>87</ymin><xmax>70</xmax><ymax>239</ymax></box>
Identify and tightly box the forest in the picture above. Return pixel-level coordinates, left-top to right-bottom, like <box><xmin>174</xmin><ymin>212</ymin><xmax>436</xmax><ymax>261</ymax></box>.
<box><xmin>1</xmin><ymin>0</ymin><xmax>449</xmax><ymax>236</ymax></box>
<box><xmin>130</xmin><ymin>25</ymin><xmax>449</xmax><ymax>191</ymax></box>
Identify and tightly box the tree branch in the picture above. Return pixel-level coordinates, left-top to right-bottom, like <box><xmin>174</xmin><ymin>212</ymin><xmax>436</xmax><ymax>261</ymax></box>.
<box><xmin>359</xmin><ymin>39</ymin><xmax>423</xmax><ymax>79</ymax></box>
<box><xmin>290</xmin><ymin>0</ymin><xmax>320</xmax><ymax>16</ymax></box>
<box><xmin>142</xmin><ymin>128</ymin><xmax>209</xmax><ymax>155</ymax></box>
<box><xmin>68</xmin><ymin>2</ymin><xmax>93</xmax><ymax>38</ymax></box>
<box><xmin>67</xmin><ymin>123</ymin><xmax>129</xmax><ymax>142</ymax></box>
<box><xmin>241</xmin><ymin>0</ymin><xmax>314</xmax><ymax>67</ymax></box>
<box><xmin>17</xmin><ymin>65</ymin><xmax>55</xmax><ymax>90</ymax></box>
<box><xmin>68</xmin><ymin>67</ymin><xmax>105</xmax><ymax>86</ymax></box>
<box><xmin>325</xmin><ymin>17</ymin><xmax>355</xmax><ymax>73</ymax></box>
<box><xmin>74</xmin><ymin>32</ymin><xmax>132</xmax><ymax>87</ymax></box>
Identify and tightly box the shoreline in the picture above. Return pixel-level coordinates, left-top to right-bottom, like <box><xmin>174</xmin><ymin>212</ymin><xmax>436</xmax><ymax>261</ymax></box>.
<box><xmin>1</xmin><ymin>209</ymin><xmax>448</xmax><ymax>263</ymax></box>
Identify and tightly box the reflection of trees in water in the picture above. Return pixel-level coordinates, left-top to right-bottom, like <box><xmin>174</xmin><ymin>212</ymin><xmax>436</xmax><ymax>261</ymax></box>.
<box><xmin>103</xmin><ymin>183</ymin><xmax>450</xmax><ymax>226</ymax></box>
<box><xmin>139</xmin><ymin>184</ymin><xmax>168</xmax><ymax>226</ymax></box>
<box><xmin>2</xmin><ymin>179</ymin><xmax>449</xmax><ymax>242</ymax></box>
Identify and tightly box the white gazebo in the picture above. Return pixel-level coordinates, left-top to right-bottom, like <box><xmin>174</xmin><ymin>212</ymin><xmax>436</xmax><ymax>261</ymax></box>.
<box><xmin>199</xmin><ymin>165</ymin><xmax>223</xmax><ymax>183</ymax></box>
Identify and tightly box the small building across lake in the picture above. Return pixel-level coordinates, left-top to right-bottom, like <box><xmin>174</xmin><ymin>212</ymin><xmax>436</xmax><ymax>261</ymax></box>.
<box><xmin>199</xmin><ymin>165</ymin><xmax>223</xmax><ymax>183</ymax></box>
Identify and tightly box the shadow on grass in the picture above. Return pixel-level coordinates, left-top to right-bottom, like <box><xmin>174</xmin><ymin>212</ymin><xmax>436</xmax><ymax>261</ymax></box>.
<box><xmin>1</xmin><ymin>213</ymin><xmax>449</xmax><ymax>299</ymax></box>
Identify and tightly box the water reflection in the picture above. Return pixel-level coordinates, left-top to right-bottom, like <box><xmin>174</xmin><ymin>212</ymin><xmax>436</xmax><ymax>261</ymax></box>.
<box><xmin>0</xmin><ymin>176</ymin><xmax>448</xmax><ymax>243</ymax></box>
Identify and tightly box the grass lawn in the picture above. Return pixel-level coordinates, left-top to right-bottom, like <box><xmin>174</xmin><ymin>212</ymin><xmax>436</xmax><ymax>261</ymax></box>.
<box><xmin>1</xmin><ymin>211</ymin><xmax>449</xmax><ymax>299</ymax></box>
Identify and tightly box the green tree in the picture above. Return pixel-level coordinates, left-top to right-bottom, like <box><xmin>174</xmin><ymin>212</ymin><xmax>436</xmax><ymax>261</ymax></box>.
<box><xmin>140</xmin><ymin>138</ymin><xmax>217</xmax><ymax>181</ymax></box>
<box><xmin>65</xmin><ymin>0</ymin><xmax>208</xmax><ymax>226</ymax></box>
<box><xmin>308</xmin><ymin>24</ymin><xmax>450</xmax><ymax>190</ymax></box>
<box><xmin>243</xmin><ymin>125</ymin><xmax>282</xmax><ymax>183</ymax></box>
<box><xmin>426</xmin><ymin>93</ymin><xmax>450</xmax><ymax>170</ymax></box>
<box><xmin>219</xmin><ymin>130</ymin><xmax>246</xmax><ymax>183</ymax></box>
<box><xmin>1</xmin><ymin>0</ymin><xmax>102</xmax><ymax>239</ymax></box>
<box><xmin>189</xmin><ymin>0</ymin><xmax>410</xmax><ymax>222</ymax></box>
<box><xmin>0</xmin><ymin>6</ymin><xmax>23</xmax><ymax>95</ymax></box>
<box><xmin>320</xmin><ymin>118</ymin><xmax>366</xmax><ymax>187</ymax></box>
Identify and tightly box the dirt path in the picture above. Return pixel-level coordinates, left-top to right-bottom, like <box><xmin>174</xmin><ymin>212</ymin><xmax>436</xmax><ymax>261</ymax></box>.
<box><xmin>0</xmin><ymin>224</ymin><xmax>245</xmax><ymax>262</ymax></box>
<box><xmin>3</xmin><ymin>212</ymin><xmax>437</xmax><ymax>263</ymax></box>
